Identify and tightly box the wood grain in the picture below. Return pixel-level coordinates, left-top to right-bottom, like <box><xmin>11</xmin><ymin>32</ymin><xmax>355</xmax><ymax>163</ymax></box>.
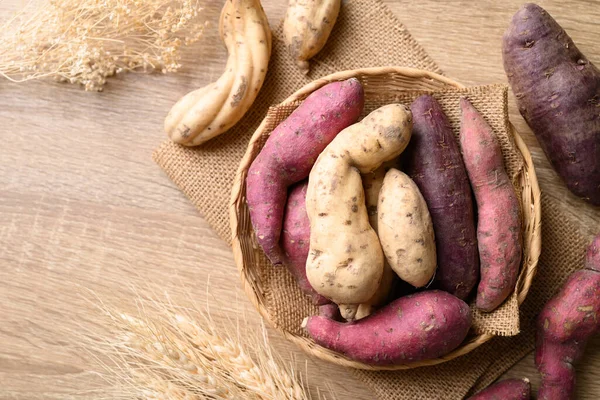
<box><xmin>1</xmin><ymin>0</ymin><xmax>599</xmax><ymax>399</ymax></box>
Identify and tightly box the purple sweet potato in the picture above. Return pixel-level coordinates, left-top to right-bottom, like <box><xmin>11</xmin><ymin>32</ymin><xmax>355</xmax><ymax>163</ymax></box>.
<box><xmin>503</xmin><ymin>3</ymin><xmax>600</xmax><ymax>205</ymax></box>
<box><xmin>281</xmin><ymin>181</ymin><xmax>329</xmax><ymax>305</ymax></box>
<box><xmin>319</xmin><ymin>303</ymin><xmax>342</xmax><ymax>320</ymax></box>
<box><xmin>302</xmin><ymin>290</ymin><xmax>471</xmax><ymax>365</ymax></box>
<box><xmin>535</xmin><ymin>233</ymin><xmax>600</xmax><ymax>400</ymax></box>
<box><xmin>467</xmin><ymin>378</ymin><xmax>531</xmax><ymax>400</ymax></box>
<box><xmin>460</xmin><ymin>98</ymin><xmax>523</xmax><ymax>312</ymax></box>
<box><xmin>247</xmin><ymin>78</ymin><xmax>364</xmax><ymax>265</ymax></box>
<box><xmin>404</xmin><ymin>95</ymin><xmax>479</xmax><ymax>300</ymax></box>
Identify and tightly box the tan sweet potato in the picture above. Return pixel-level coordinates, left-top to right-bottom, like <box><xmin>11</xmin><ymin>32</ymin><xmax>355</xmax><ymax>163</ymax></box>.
<box><xmin>536</xmin><ymin>233</ymin><xmax>600</xmax><ymax>400</ymax></box>
<box><xmin>246</xmin><ymin>78</ymin><xmax>364</xmax><ymax>266</ymax></box>
<box><xmin>165</xmin><ymin>0</ymin><xmax>271</xmax><ymax>146</ymax></box>
<box><xmin>356</xmin><ymin>166</ymin><xmax>397</xmax><ymax>320</ymax></box>
<box><xmin>378</xmin><ymin>168</ymin><xmax>437</xmax><ymax>288</ymax></box>
<box><xmin>460</xmin><ymin>98</ymin><xmax>522</xmax><ymax>312</ymax></box>
<box><xmin>467</xmin><ymin>378</ymin><xmax>531</xmax><ymax>400</ymax></box>
<box><xmin>281</xmin><ymin>181</ymin><xmax>329</xmax><ymax>305</ymax></box>
<box><xmin>306</xmin><ymin>104</ymin><xmax>413</xmax><ymax>321</ymax></box>
<box><xmin>283</xmin><ymin>0</ymin><xmax>341</xmax><ymax>74</ymax></box>
<box><xmin>302</xmin><ymin>290</ymin><xmax>471</xmax><ymax>365</ymax></box>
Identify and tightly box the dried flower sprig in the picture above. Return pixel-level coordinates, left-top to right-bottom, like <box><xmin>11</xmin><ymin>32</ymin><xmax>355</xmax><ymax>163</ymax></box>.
<box><xmin>83</xmin><ymin>293</ymin><xmax>325</xmax><ymax>400</ymax></box>
<box><xmin>0</xmin><ymin>0</ymin><xmax>207</xmax><ymax>91</ymax></box>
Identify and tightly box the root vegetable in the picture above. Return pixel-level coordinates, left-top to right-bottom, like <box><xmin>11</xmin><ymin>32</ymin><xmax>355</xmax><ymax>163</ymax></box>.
<box><xmin>460</xmin><ymin>98</ymin><xmax>522</xmax><ymax>312</ymax></box>
<box><xmin>467</xmin><ymin>378</ymin><xmax>531</xmax><ymax>400</ymax></box>
<box><xmin>356</xmin><ymin>166</ymin><xmax>397</xmax><ymax>320</ymax></box>
<box><xmin>378</xmin><ymin>168</ymin><xmax>437</xmax><ymax>288</ymax></box>
<box><xmin>536</xmin><ymin>233</ymin><xmax>600</xmax><ymax>400</ymax></box>
<box><xmin>502</xmin><ymin>3</ymin><xmax>600</xmax><ymax>205</ymax></box>
<box><xmin>165</xmin><ymin>0</ymin><xmax>272</xmax><ymax>146</ymax></box>
<box><xmin>246</xmin><ymin>78</ymin><xmax>364</xmax><ymax>266</ymax></box>
<box><xmin>283</xmin><ymin>0</ymin><xmax>341</xmax><ymax>74</ymax></box>
<box><xmin>318</xmin><ymin>303</ymin><xmax>342</xmax><ymax>320</ymax></box>
<box><xmin>404</xmin><ymin>95</ymin><xmax>479</xmax><ymax>300</ymax></box>
<box><xmin>306</xmin><ymin>104</ymin><xmax>413</xmax><ymax>321</ymax></box>
<box><xmin>302</xmin><ymin>290</ymin><xmax>471</xmax><ymax>365</ymax></box>
<box><xmin>281</xmin><ymin>181</ymin><xmax>329</xmax><ymax>305</ymax></box>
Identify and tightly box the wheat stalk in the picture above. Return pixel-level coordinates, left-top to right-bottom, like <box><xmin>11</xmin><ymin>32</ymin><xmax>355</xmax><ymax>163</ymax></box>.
<box><xmin>173</xmin><ymin>314</ymin><xmax>307</xmax><ymax>400</ymax></box>
<box><xmin>84</xmin><ymin>294</ymin><xmax>317</xmax><ymax>400</ymax></box>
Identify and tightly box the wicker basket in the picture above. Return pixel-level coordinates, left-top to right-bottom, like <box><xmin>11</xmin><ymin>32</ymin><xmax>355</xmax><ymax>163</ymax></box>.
<box><xmin>230</xmin><ymin>67</ymin><xmax>542</xmax><ymax>370</ymax></box>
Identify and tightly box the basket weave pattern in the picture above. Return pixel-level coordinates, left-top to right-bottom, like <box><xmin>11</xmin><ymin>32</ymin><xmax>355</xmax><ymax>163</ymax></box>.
<box><xmin>230</xmin><ymin>67</ymin><xmax>541</xmax><ymax>370</ymax></box>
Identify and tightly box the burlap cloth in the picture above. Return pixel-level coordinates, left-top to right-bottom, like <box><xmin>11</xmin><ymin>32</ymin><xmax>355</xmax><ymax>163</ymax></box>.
<box><xmin>153</xmin><ymin>0</ymin><xmax>590</xmax><ymax>398</ymax></box>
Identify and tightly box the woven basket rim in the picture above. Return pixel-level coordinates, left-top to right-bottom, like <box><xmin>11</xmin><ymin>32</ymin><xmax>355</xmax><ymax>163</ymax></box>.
<box><xmin>230</xmin><ymin>66</ymin><xmax>542</xmax><ymax>371</ymax></box>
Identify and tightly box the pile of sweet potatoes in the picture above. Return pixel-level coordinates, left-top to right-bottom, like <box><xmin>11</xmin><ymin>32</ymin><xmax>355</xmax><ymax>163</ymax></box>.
<box><xmin>246</xmin><ymin>77</ymin><xmax>525</xmax><ymax>367</ymax></box>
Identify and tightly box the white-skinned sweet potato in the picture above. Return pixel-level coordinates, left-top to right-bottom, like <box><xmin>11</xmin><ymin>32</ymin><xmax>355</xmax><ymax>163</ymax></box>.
<box><xmin>356</xmin><ymin>165</ymin><xmax>398</xmax><ymax>320</ymax></box>
<box><xmin>306</xmin><ymin>104</ymin><xmax>413</xmax><ymax>321</ymax></box>
<box><xmin>378</xmin><ymin>168</ymin><xmax>437</xmax><ymax>288</ymax></box>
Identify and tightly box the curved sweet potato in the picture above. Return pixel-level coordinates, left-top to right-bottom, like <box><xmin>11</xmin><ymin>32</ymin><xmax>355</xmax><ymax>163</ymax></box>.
<box><xmin>404</xmin><ymin>95</ymin><xmax>479</xmax><ymax>300</ymax></box>
<box><xmin>503</xmin><ymin>3</ymin><xmax>600</xmax><ymax>205</ymax></box>
<box><xmin>302</xmin><ymin>290</ymin><xmax>471</xmax><ymax>365</ymax></box>
<box><xmin>460</xmin><ymin>98</ymin><xmax>522</xmax><ymax>312</ymax></box>
<box><xmin>247</xmin><ymin>78</ymin><xmax>364</xmax><ymax>265</ymax></box>
<box><xmin>306</xmin><ymin>104</ymin><xmax>413</xmax><ymax>321</ymax></box>
<box><xmin>535</xmin><ymin>233</ymin><xmax>600</xmax><ymax>400</ymax></box>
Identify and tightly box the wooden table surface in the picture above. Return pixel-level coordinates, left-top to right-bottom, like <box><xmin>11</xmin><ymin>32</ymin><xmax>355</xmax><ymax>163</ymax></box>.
<box><xmin>1</xmin><ymin>0</ymin><xmax>599</xmax><ymax>399</ymax></box>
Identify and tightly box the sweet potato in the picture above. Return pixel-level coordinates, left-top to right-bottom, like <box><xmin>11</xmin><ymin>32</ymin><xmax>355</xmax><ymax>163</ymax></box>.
<box><xmin>281</xmin><ymin>181</ymin><xmax>329</xmax><ymax>305</ymax></box>
<box><xmin>460</xmin><ymin>98</ymin><xmax>522</xmax><ymax>312</ymax></box>
<box><xmin>306</xmin><ymin>104</ymin><xmax>413</xmax><ymax>321</ymax></box>
<box><xmin>467</xmin><ymin>378</ymin><xmax>531</xmax><ymax>400</ymax></box>
<box><xmin>247</xmin><ymin>78</ymin><xmax>364</xmax><ymax>266</ymax></box>
<box><xmin>404</xmin><ymin>95</ymin><xmax>479</xmax><ymax>300</ymax></box>
<box><xmin>283</xmin><ymin>0</ymin><xmax>340</xmax><ymax>74</ymax></box>
<box><xmin>164</xmin><ymin>0</ymin><xmax>271</xmax><ymax>146</ymax></box>
<box><xmin>302</xmin><ymin>290</ymin><xmax>471</xmax><ymax>365</ymax></box>
<box><xmin>356</xmin><ymin>166</ymin><xmax>397</xmax><ymax>320</ymax></box>
<box><xmin>536</xmin><ymin>233</ymin><xmax>600</xmax><ymax>400</ymax></box>
<box><xmin>319</xmin><ymin>303</ymin><xmax>342</xmax><ymax>320</ymax></box>
<box><xmin>378</xmin><ymin>168</ymin><xmax>437</xmax><ymax>288</ymax></box>
<box><xmin>502</xmin><ymin>3</ymin><xmax>600</xmax><ymax>205</ymax></box>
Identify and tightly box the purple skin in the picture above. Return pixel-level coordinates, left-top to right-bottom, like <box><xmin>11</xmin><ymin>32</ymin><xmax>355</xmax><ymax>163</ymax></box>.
<box><xmin>467</xmin><ymin>378</ymin><xmax>531</xmax><ymax>400</ymax></box>
<box><xmin>460</xmin><ymin>98</ymin><xmax>523</xmax><ymax>312</ymax></box>
<box><xmin>318</xmin><ymin>303</ymin><xmax>342</xmax><ymax>320</ymax></box>
<box><xmin>303</xmin><ymin>290</ymin><xmax>471</xmax><ymax>365</ymax></box>
<box><xmin>502</xmin><ymin>3</ymin><xmax>600</xmax><ymax>206</ymax></box>
<box><xmin>246</xmin><ymin>78</ymin><xmax>364</xmax><ymax>265</ymax></box>
<box><xmin>404</xmin><ymin>95</ymin><xmax>479</xmax><ymax>300</ymax></box>
<box><xmin>281</xmin><ymin>181</ymin><xmax>329</xmax><ymax>305</ymax></box>
<box><xmin>535</xmin><ymin>234</ymin><xmax>600</xmax><ymax>400</ymax></box>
